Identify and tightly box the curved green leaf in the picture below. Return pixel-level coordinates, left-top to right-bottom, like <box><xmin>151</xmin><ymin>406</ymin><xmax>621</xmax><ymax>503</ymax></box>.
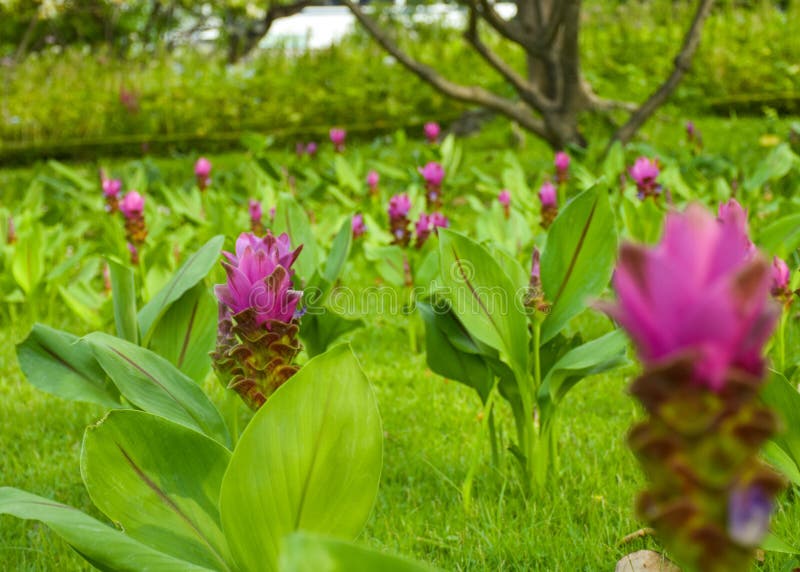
<box><xmin>83</xmin><ymin>332</ymin><xmax>230</xmax><ymax>447</ymax></box>
<box><xmin>280</xmin><ymin>533</ymin><xmax>434</xmax><ymax>572</ymax></box>
<box><xmin>82</xmin><ymin>410</ymin><xmax>233</xmax><ymax>571</ymax></box>
<box><xmin>437</xmin><ymin>229</ymin><xmax>529</xmax><ymax>373</ymax></box>
<box><xmin>0</xmin><ymin>487</ymin><xmax>212</xmax><ymax>572</ymax></box>
<box><xmin>541</xmin><ymin>187</ymin><xmax>617</xmax><ymax>343</ymax></box>
<box><xmin>138</xmin><ymin>235</ymin><xmax>224</xmax><ymax>340</ymax></box>
<box><xmin>16</xmin><ymin>324</ymin><xmax>120</xmax><ymax>408</ymax></box>
<box><xmin>108</xmin><ymin>258</ymin><xmax>139</xmax><ymax>344</ymax></box>
<box><xmin>219</xmin><ymin>345</ymin><xmax>382</xmax><ymax>572</ymax></box>
<box><xmin>147</xmin><ymin>283</ymin><xmax>217</xmax><ymax>383</ymax></box>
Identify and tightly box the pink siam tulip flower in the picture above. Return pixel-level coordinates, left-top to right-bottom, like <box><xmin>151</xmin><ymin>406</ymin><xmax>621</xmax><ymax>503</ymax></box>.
<box><xmin>195</xmin><ymin>157</ymin><xmax>212</xmax><ymax>191</ymax></box>
<box><xmin>602</xmin><ymin>203</ymin><xmax>778</xmax><ymax>391</ymax></box>
<box><xmin>629</xmin><ymin>157</ymin><xmax>661</xmax><ymax>199</ymax></box>
<box><xmin>330</xmin><ymin>129</ymin><xmax>346</xmax><ymax>152</ymax></box>
<box><xmin>305</xmin><ymin>142</ymin><xmax>318</xmax><ymax>157</ymax></box>
<box><xmin>352</xmin><ymin>213</ymin><xmax>367</xmax><ymax>238</ymax></box>
<box><xmin>554</xmin><ymin>151</ymin><xmax>570</xmax><ymax>184</ymax></box>
<box><xmin>771</xmin><ymin>256</ymin><xmax>793</xmax><ymax>306</ymax></box>
<box><xmin>119</xmin><ymin>191</ymin><xmax>145</xmax><ymax>219</ymax></box>
<box><xmin>215</xmin><ymin>232</ymin><xmax>303</xmax><ymax>327</ymax></box>
<box><xmin>248</xmin><ymin>199</ymin><xmax>263</xmax><ymax>223</ymax></box>
<box><xmin>295</xmin><ymin>142</ymin><xmax>306</xmax><ymax>156</ymax></box>
<box><xmin>249</xmin><ymin>199</ymin><xmax>264</xmax><ymax>234</ymax></box>
<box><xmin>366</xmin><ymin>170</ymin><xmax>380</xmax><ymax>195</ymax></box>
<box><xmin>419</xmin><ymin>162</ymin><xmax>445</xmax><ymax>208</ymax></box>
<box><xmin>717</xmin><ymin>198</ymin><xmax>756</xmax><ymax>257</ymax></box>
<box><xmin>388</xmin><ymin>193</ymin><xmax>412</xmax><ymax>219</ymax></box>
<box><xmin>498</xmin><ymin>189</ymin><xmax>511</xmax><ymax>219</ymax></box>
<box><xmin>388</xmin><ymin>193</ymin><xmax>412</xmax><ymax>247</ymax></box>
<box><xmin>102</xmin><ymin>178</ymin><xmax>122</xmax><ymax>198</ymax></box>
<box><xmin>269</xmin><ymin>206</ymin><xmax>276</xmax><ymax>221</ymax></box>
<box><xmin>429</xmin><ymin>212</ymin><xmax>449</xmax><ymax>229</ymax></box>
<box><xmin>525</xmin><ymin>247</ymin><xmax>548</xmax><ymax>312</ymax></box>
<box><xmin>538</xmin><ymin>182</ymin><xmax>557</xmax><ymax>209</ymax></box>
<box><xmin>424</xmin><ymin>122</ymin><xmax>441</xmax><ymax>143</ymax></box>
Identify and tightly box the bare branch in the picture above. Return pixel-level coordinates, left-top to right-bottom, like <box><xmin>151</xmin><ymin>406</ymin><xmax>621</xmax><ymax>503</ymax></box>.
<box><xmin>476</xmin><ymin>0</ymin><xmax>529</xmax><ymax>47</ymax></box>
<box><xmin>611</xmin><ymin>0</ymin><xmax>715</xmax><ymax>145</ymax></box>
<box><xmin>463</xmin><ymin>6</ymin><xmax>554</xmax><ymax>112</ymax></box>
<box><xmin>344</xmin><ymin>0</ymin><xmax>547</xmax><ymax>137</ymax></box>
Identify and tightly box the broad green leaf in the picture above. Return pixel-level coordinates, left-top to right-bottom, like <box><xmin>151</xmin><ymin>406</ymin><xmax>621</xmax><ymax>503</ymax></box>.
<box><xmin>279</xmin><ymin>533</ymin><xmax>434</xmax><ymax>572</ymax></box>
<box><xmin>602</xmin><ymin>140</ymin><xmax>625</xmax><ymax>184</ymax></box>
<box><xmin>334</xmin><ymin>155</ymin><xmax>361</xmax><ymax>193</ymax></box>
<box><xmin>82</xmin><ymin>410</ymin><xmax>233</xmax><ymax>570</ymax></box>
<box><xmin>744</xmin><ymin>143</ymin><xmax>797</xmax><ymax>191</ymax></box>
<box><xmin>58</xmin><ymin>283</ymin><xmax>103</xmax><ymax>330</ymax></box>
<box><xmin>323</xmin><ymin>218</ymin><xmax>353</xmax><ymax>284</ymax></box>
<box><xmin>762</xmin><ymin>372</ymin><xmax>800</xmax><ymax>478</ymax></box>
<box><xmin>538</xmin><ymin>330</ymin><xmax>628</xmax><ymax>424</ymax></box>
<box><xmin>437</xmin><ymin>229</ymin><xmax>529</xmax><ymax>373</ymax></box>
<box><xmin>219</xmin><ymin>345</ymin><xmax>382</xmax><ymax>572</ymax></box>
<box><xmin>147</xmin><ymin>283</ymin><xmax>216</xmax><ymax>383</ymax></box>
<box><xmin>418</xmin><ymin>299</ymin><xmax>493</xmax><ymax>402</ymax></box>
<box><xmin>300</xmin><ymin>311</ymin><xmax>364</xmax><ymax>358</ymax></box>
<box><xmin>762</xmin><ymin>532</ymin><xmax>799</xmax><ymax>554</ymax></box>
<box><xmin>273</xmin><ymin>193</ymin><xmax>319</xmax><ymax>280</ymax></box>
<box><xmin>12</xmin><ymin>225</ymin><xmax>44</xmax><ymax>294</ymax></box>
<box><xmin>763</xmin><ymin>441</ymin><xmax>800</xmax><ymax>487</ymax></box>
<box><xmin>541</xmin><ymin>187</ymin><xmax>617</xmax><ymax>343</ymax></box>
<box><xmin>364</xmin><ymin>244</ymin><xmax>407</xmax><ymax>287</ymax></box>
<box><xmin>758</xmin><ymin>213</ymin><xmax>800</xmax><ymax>259</ymax></box>
<box><xmin>0</xmin><ymin>487</ymin><xmax>212</xmax><ymax>571</ymax></box>
<box><xmin>84</xmin><ymin>332</ymin><xmax>230</xmax><ymax>447</ymax></box>
<box><xmin>109</xmin><ymin>259</ymin><xmax>139</xmax><ymax>344</ymax></box>
<box><xmin>138</xmin><ymin>235</ymin><xmax>224</xmax><ymax>340</ymax></box>
<box><xmin>16</xmin><ymin>324</ymin><xmax>120</xmax><ymax>408</ymax></box>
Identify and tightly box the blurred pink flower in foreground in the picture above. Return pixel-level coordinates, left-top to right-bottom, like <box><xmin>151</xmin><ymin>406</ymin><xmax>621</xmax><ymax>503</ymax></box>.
<box><xmin>602</xmin><ymin>202</ymin><xmax>777</xmax><ymax>391</ymax></box>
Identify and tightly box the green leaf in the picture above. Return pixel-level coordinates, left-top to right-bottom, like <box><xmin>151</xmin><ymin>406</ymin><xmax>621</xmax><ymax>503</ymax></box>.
<box><xmin>364</xmin><ymin>244</ymin><xmax>407</xmax><ymax>287</ymax></box>
<box><xmin>541</xmin><ymin>187</ymin><xmax>617</xmax><ymax>343</ymax></box>
<box><xmin>323</xmin><ymin>218</ymin><xmax>353</xmax><ymax>285</ymax></box>
<box><xmin>744</xmin><ymin>143</ymin><xmax>797</xmax><ymax>191</ymax></box>
<box><xmin>279</xmin><ymin>533</ymin><xmax>434</xmax><ymax>572</ymax></box>
<box><xmin>84</xmin><ymin>332</ymin><xmax>230</xmax><ymax>447</ymax></box>
<box><xmin>16</xmin><ymin>324</ymin><xmax>120</xmax><ymax>408</ymax></box>
<box><xmin>437</xmin><ymin>229</ymin><xmax>529</xmax><ymax>374</ymax></box>
<box><xmin>0</xmin><ymin>487</ymin><xmax>213</xmax><ymax>571</ymax></box>
<box><xmin>82</xmin><ymin>410</ymin><xmax>234</xmax><ymax>570</ymax></box>
<box><xmin>147</xmin><ymin>284</ymin><xmax>217</xmax><ymax>383</ymax></box>
<box><xmin>538</xmin><ymin>330</ymin><xmax>628</xmax><ymax>425</ymax></box>
<box><xmin>273</xmin><ymin>193</ymin><xmax>319</xmax><ymax>281</ymax></box>
<box><xmin>758</xmin><ymin>213</ymin><xmax>800</xmax><ymax>259</ymax></box>
<box><xmin>762</xmin><ymin>372</ymin><xmax>800</xmax><ymax>480</ymax></box>
<box><xmin>417</xmin><ymin>299</ymin><xmax>493</xmax><ymax>402</ymax></box>
<box><xmin>138</xmin><ymin>235</ymin><xmax>224</xmax><ymax>340</ymax></box>
<box><xmin>299</xmin><ymin>312</ymin><xmax>364</xmax><ymax>358</ymax></box>
<box><xmin>219</xmin><ymin>345</ymin><xmax>382</xmax><ymax>572</ymax></box>
<box><xmin>109</xmin><ymin>259</ymin><xmax>139</xmax><ymax>344</ymax></box>
<box><xmin>334</xmin><ymin>155</ymin><xmax>361</xmax><ymax>193</ymax></box>
<box><xmin>12</xmin><ymin>224</ymin><xmax>44</xmax><ymax>295</ymax></box>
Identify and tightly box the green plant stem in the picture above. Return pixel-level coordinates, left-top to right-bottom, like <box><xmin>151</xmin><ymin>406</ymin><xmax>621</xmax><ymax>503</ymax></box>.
<box><xmin>406</xmin><ymin>286</ymin><xmax>418</xmax><ymax>354</ymax></box>
<box><xmin>488</xmin><ymin>406</ymin><xmax>500</xmax><ymax>468</ymax></box>
<box><xmin>778</xmin><ymin>308</ymin><xmax>787</xmax><ymax>373</ymax></box>
<box><xmin>462</xmin><ymin>379</ymin><xmax>498</xmax><ymax>513</ymax></box>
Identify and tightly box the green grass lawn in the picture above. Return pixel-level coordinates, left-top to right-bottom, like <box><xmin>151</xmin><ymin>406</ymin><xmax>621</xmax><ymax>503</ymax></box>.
<box><xmin>4</xmin><ymin>310</ymin><xmax>800</xmax><ymax>570</ymax></box>
<box><xmin>3</xmin><ymin>113</ymin><xmax>800</xmax><ymax>570</ymax></box>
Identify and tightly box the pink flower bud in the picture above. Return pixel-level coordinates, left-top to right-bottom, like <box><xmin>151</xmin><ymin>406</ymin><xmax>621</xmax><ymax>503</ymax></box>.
<box><xmin>194</xmin><ymin>157</ymin><xmax>212</xmax><ymax>179</ymax></box>
<box><xmin>330</xmin><ymin>129</ymin><xmax>346</xmax><ymax>151</ymax></box>
<box><xmin>352</xmin><ymin>213</ymin><xmax>367</xmax><ymax>238</ymax></box>
<box><xmin>771</xmin><ymin>256</ymin><xmax>791</xmax><ymax>296</ymax></box>
<box><xmin>248</xmin><ymin>200</ymin><xmax>263</xmax><ymax>223</ymax></box>
<box><xmin>424</xmin><ymin>122</ymin><xmax>441</xmax><ymax>143</ymax></box>
<box><xmin>538</xmin><ymin>182</ymin><xmax>557</xmax><ymax>209</ymax></box>
<box><xmin>498</xmin><ymin>189</ymin><xmax>511</xmax><ymax>207</ymax></box>
<box><xmin>554</xmin><ymin>151</ymin><xmax>570</xmax><ymax>173</ymax></box>
<box><xmin>366</xmin><ymin>170</ymin><xmax>380</xmax><ymax>189</ymax></box>
<box><xmin>629</xmin><ymin>157</ymin><xmax>660</xmax><ymax>197</ymax></box>
<box><xmin>119</xmin><ymin>191</ymin><xmax>145</xmax><ymax>219</ymax></box>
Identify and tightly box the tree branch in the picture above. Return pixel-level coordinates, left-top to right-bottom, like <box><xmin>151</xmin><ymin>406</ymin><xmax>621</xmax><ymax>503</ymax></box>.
<box><xmin>344</xmin><ymin>0</ymin><xmax>547</xmax><ymax>137</ymax></box>
<box><xmin>611</xmin><ymin>0</ymin><xmax>715</xmax><ymax>145</ymax></box>
<box><xmin>463</xmin><ymin>6</ymin><xmax>554</xmax><ymax>112</ymax></box>
<box><xmin>476</xmin><ymin>0</ymin><xmax>529</xmax><ymax>47</ymax></box>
